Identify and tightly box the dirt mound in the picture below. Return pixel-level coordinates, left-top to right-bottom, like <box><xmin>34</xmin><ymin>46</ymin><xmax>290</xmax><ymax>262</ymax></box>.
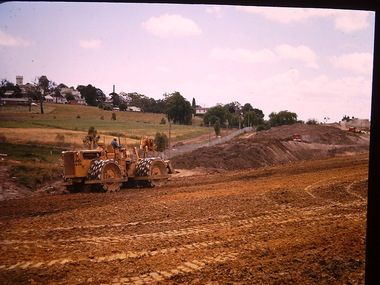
<box><xmin>171</xmin><ymin>124</ymin><xmax>369</xmax><ymax>172</ymax></box>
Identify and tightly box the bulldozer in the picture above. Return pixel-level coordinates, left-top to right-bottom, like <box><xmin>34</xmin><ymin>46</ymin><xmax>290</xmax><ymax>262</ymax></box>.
<box><xmin>62</xmin><ymin>139</ymin><xmax>174</xmax><ymax>193</ymax></box>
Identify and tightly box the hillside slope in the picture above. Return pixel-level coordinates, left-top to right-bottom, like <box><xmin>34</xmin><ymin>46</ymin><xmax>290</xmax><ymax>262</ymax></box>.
<box><xmin>172</xmin><ymin>124</ymin><xmax>369</xmax><ymax>172</ymax></box>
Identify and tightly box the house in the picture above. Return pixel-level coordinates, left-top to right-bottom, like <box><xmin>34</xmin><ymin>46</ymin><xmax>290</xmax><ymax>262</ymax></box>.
<box><xmin>44</xmin><ymin>95</ymin><xmax>54</xmax><ymax>102</ymax></box>
<box><xmin>67</xmin><ymin>95</ymin><xmax>86</xmax><ymax>105</ymax></box>
<box><xmin>128</xmin><ymin>106</ymin><xmax>141</xmax><ymax>112</ymax></box>
<box><xmin>0</xmin><ymin>97</ymin><xmax>30</xmax><ymax>105</ymax></box>
<box><xmin>195</xmin><ymin>107</ymin><xmax>209</xmax><ymax>115</ymax></box>
<box><xmin>60</xmin><ymin>87</ymin><xmax>81</xmax><ymax>98</ymax></box>
<box><xmin>19</xmin><ymin>83</ymin><xmax>35</xmax><ymax>95</ymax></box>
<box><xmin>54</xmin><ymin>96</ymin><xmax>67</xmax><ymax>104</ymax></box>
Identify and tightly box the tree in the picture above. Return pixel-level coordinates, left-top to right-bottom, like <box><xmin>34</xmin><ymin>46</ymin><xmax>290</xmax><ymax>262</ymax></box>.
<box><xmin>165</xmin><ymin>92</ymin><xmax>193</xmax><ymax>124</ymax></box>
<box><xmin>214</xmin><ymin>120</ymin><xmax>221</xmax><ymax>136</ymax></box>
<box><xmin>65</xmin><ymin>92</ymin><xmax>75</xmax><ymax>101</ymax></box>
<box><xmin>0</xmin><ymin>80</ymin><xmax>22</xmax><ymax>97</ymax></box>
<box><xmin>203</xmin><ymin>105</ymin><xmax>230</xmax><ymax>126</ymax></box>
<box><xmin>34</xmin><ymin>75</ymin><xmax>56</xmax><ymax>114</ymax></box>
<box><xmin>269</xmin><ymin>110</ymin><xmax>298</xmax><ymax>127</ymax></box>
<box><xmin>342</xmin><ymin>115</ymin><xmax>356</xmax><ymax>122</ymax></box>
<box><xmin>192</xmin><ymin>98</ymin><xmax>196</xmax><ymax>107</ymax></box>
<box><xmin>242</xmin><ymin>103</ymin><xmax>253</xmax><ymax>114</ymax></box>
<box><xmin>110</xmin><ymin>92</ymin><xmax>121</xmax><ymax>106</ymax></box>
<box><xmin>306</xmin><ymin>118</ymin><xmax>318</xmax><ymax>125</ymax></box>
<box><xmin>53</xmin><ymin>87</ymin><xmax>63</xmax><ymax>103</ymax></box>
<box><xmin>77</xmin><ymin>84</ymin><xmax>105</xmax><ymax>106</ymax></box>
<box><xmin>252</xmin><ymin>108</ymin><xmax>264</xmax><ymax>119</ymax></box>
<box><xmin>57</xmin><ymin>83</ymin><xmax>68</xmax><ymax>88</ymax></box>
<box><xmin>119</xmin><ymin>103</ymin><xmax>127</xmax><ymax>111</ymax></box>
<box><xmin>224</xmin><ymin>101</ymin><xmax>241</xmax><ymax>114</ymax></box>
<box><xmin>123</xmin><ymin>92</ymin><xmax>166</xmax><ymax>113</ymax></box>
<box><xmin>83</xmin><ymin>126</ymin><xmax>100</xmax><ymax>149</ymax></box>
<box><xmin>243</xmin><ymin>110</ymin><xmax>264</xmax><ymax>127</ymax></box>
<box><xmin>154</xmin><ymin>132</ymin><xmax>168</xmax><ymax>152</ymax></box>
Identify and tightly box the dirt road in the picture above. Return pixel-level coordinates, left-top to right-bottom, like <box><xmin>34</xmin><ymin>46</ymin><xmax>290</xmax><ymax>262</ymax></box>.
<box><xmin>0</xmin><ymin>153</ymin><xmax>368</xmax><ymax>284</ymax></box>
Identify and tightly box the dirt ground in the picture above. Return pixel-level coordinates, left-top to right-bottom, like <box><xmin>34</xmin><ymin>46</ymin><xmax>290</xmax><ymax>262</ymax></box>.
<box><xmin>0</xmin><ymin>124</ymin><xmax>369</xmax><ymax>284</ymax></box>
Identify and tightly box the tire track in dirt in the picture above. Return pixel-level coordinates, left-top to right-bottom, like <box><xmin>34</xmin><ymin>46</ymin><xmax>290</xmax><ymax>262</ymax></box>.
<box><xmin>109</xmin><ymin>252</ymin><xmax>239</xmax><ymax>285</ymax></box>
<box><xmin>304</xmin><ymin>170</ymin><xmax>367</xmax><ymax>201</ymax></box>
<box><xmin>0</xmin><ymin>198</ymin><xmax>366</xmax><ymax>272</ymax></box>
<box><xmin>0</xmin><ymin>240</ymin><xmax>224</xmax><ymax>271</ymax></box>
<box><xmin>11</xmin><ymin>216</ymin><xmax>219</xmax><ymax>235</ymax></box>
<box><xmin>0</xmin><ymin>194</ymin><xmax>366</xmax><ymax>249</ymax></box>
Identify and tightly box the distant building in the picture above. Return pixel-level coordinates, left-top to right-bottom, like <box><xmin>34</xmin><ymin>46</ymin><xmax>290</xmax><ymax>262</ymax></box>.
<box><xmin>128</xmin><ymin>106</ymin><xmax>141</xmax><ymax>112</ymax></box>
<box><xmin>16</xmin><ymin>75</ymin><xmax>23</xmax><ymax>85</ymax></box>
<box><xmin>45</xmin><ymin>95</ymin><xmax>54</xmax><ymax>102</ymax></box>
<box><xmin>0</xmin><ymin>97</ymin><xmax>30</xmax><ymax>105</ymax></box>
<box><xmin>67</xmin><ymin>95</ymin><xmax>86</xmax><ymax>105</ymax></box>
<box><xmin>54</xmin><ymin>96</ymin><xmax>67</xmax><ymax>104</ymax></box>
<box><xmin>60</xmin><ymin>87</ymin><xmax>81</xmax><ymax>98</ymax></box>
<box><xmin>195</xmin><ymin>107</ymin><xmax>209</xmax><ymax>115</ymax></box>
<box><xmin>19</xmin><ymin>83</ymin><xmax>35</xmax><ymax>95</ymax></box>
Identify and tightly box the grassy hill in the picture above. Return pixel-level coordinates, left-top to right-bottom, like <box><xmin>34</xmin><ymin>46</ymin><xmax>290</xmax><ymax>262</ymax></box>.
<box><xmin>0</xmin><ymin>103</ymin><xmax>207</xmax><ymax>148</ymax></box>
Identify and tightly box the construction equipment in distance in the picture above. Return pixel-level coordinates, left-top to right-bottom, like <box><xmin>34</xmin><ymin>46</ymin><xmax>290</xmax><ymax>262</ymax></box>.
<box><xmin>62</xmin><ymin>140</ymin><xmax>174</xmax><ymax>193</ymax></box>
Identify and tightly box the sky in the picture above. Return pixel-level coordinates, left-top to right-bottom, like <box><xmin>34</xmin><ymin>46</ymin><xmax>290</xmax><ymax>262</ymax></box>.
<box><xmin>0</xmin><ymin>1</ymin><xmax>375</xmax><ymax>123</ymax></box>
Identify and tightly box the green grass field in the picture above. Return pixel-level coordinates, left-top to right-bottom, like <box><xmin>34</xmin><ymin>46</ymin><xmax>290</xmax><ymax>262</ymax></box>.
<box><xmin>0</xmin><ymin>103</ymin><xmax>208</xmax><ymax>147</ymax></box>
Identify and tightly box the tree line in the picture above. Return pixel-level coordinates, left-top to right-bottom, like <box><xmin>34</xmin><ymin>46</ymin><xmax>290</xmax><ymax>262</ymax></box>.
<box><xmin>2</xmin><ymin>75</ymin><xmax>324</xmax><ymax>130</ymax></box>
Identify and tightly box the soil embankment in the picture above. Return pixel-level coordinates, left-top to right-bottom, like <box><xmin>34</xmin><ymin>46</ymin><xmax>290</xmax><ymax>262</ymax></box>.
<box><xmin>172</xmin><ymin>124</ymin><xmax>369</xmax><ymax>172</ymax></box>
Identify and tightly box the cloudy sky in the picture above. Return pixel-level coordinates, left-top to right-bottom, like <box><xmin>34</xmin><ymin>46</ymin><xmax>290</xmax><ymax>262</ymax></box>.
<box><xmin>0</xmin><ymin>2</ymin><xmax>375</xmax><ymax>122</ymax></box>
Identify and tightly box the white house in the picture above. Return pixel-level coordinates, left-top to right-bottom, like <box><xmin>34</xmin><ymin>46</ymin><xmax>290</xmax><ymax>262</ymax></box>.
<box><xmin>195</xmin><ymin>107</ymin><xmax>209</xmax><ymax>115</ymax></box>
<box><xmin>128</xmin><ymin>106</ymin><xmax>141</xmax><ymax>112</ymax></box>
<box><xmin>45</xmin><ymin>95</ymin><xmax>54</xmax><ymax>102</ymax></box>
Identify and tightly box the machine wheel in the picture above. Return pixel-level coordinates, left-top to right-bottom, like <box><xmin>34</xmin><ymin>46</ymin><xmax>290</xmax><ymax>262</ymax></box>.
<box><xmin>135</xmin><ymin>158</ymin><xmax>168</xmax><ymax>188</ymax></box>
<box><xmin>101</xmin><ymin>161</ymin><xmax>122</xmax><ymax>192</ymax></box>
<box><xmin>88</xmin><ymin>160</ymin><xmax>122</xmax><ymax>192</ymax></box>
<box><xmin>149</xmin><ymin>159</ymin><xmax>168</xmax><ymax>187</ymax></box>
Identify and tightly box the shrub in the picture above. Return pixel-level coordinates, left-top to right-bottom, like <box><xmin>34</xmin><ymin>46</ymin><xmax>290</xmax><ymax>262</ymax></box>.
<box><xmin>154</xmin><ymin>132</ymin><xmax>168</xmax><ymax>152</ymax></box>
<box><xmin>306</xmin><ymin>118</ymin><xmax>319</xmax><ymax>125</ymax></box>
<box><xmin>103</xmin><ymin>104</ymin><xmax>112</xmax><ymax>111</ymax></box>
<box><xmin>214</xmin><ymin>120</ymin><xmax>221</xmax><ymax>136</ymax></box>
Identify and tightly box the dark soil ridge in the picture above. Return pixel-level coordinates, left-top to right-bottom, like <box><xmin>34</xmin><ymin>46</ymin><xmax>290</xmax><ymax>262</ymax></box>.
<box><xmin>171</xmin><ymin>124</ymin><xmax>369</xmax><ymax>172</ymax></box>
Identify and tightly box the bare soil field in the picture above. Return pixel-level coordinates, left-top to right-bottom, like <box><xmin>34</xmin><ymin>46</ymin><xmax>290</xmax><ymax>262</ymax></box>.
<box><xmin>0</xmin><ymin>157</ymin><xmax>368</xmax><ymax>284</ymax></box>
<box><xmin>0</xmin><ymin>124</ymin><xmax>369</xmax><ymax>284</ymax></box>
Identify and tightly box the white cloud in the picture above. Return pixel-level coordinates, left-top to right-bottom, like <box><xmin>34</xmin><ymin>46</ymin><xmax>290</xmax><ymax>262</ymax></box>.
<box><xmin>141</xmin><ymin>14</ymin><xmax>202</xmax><ymax>38</ymax></box>
<box><xmin>330</xmin><ymin>52</ymin><xmax>373</xmax><ymax>74</ymax></box>
<box><xmin>333</xmin><ymin>10</ymin><xmax>370</xmax><ymax>33</ymax></box>
<box><xmin>274</xmin><ymin>44</ymin><xmax>319</xmax><ymax>68</ymax></box>
<box><xmin>79</xmin><ymin>39</ymin><xmax>102</xmax><ymax>49</ymax></box>
<box><xmin>242</xmin><ymin>71</ymin><xmax>371</xmax><ymax>121</ymax></box>
<box><xmin>236</xmin><ymin>7</ymin><xmax>329</xmax><ymax>24</ymax></box>
<box><xmin>206</xmin><ymin>6</ymin><xmax>226</xmax><ymax>18</ymax></box>
<box><xmin>211</xmin><ymin>47</ymin><xmax>276</xmax><ymax>63</ymax></box>
<box><xmin>211</xmin><ymin>44</ymin><xmax>318</xmax><ymax>68</ymax></box>
<box><xmin>236</xmin><ymin>6</ymin><xmax>371</xmax><ymax>33</ymax></box>
<box><xmin>0</xmin><ymin>29</ymin><xmax>33</xmax><ymax>47</ymax></box>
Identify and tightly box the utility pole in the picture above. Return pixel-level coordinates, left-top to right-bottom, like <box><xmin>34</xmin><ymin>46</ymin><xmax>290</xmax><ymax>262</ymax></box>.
<box><xmin>209</xmin><ymin>122</ymin><xmax>211</xmax><ymax>146</ymax></box>
<box><xmin>168</xmin><ymin>122</ymin><xmax>172</xmax><ymax>158</ymax></box>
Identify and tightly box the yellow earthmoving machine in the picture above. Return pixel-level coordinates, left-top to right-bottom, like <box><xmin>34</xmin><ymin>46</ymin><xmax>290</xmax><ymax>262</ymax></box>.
<box><xmin>62</xmin><ymin>140</ymin><xmax>174</xmax><ymax>193</ymax></box>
